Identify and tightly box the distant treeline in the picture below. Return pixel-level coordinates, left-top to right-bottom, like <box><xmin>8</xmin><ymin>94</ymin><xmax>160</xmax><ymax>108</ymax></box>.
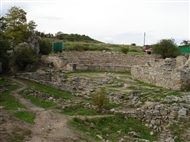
<box><xmin>61</xmin><ymin>34</ymin><xmax>100</xmax><ymax>43</ymax></box>
<box><xmin>35</xmin><ymin>31</ymin><xmax>101</xmax><ymax>43</ymax></box>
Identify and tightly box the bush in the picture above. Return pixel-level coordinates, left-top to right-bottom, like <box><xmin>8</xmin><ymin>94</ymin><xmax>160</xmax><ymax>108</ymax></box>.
<box><xmin>39</xmin><ymin>39</ymin><xmax>52</xmax><ymax>55</ymax></box>
<box><xmin>120</xmin><ymin>47</ymin><xmax>129</xmax><ymax>54</ymax></box>
<box><xmin>152</xmin><ymin>39</ymin><xmax>181</xmax><ymax>58</ymax></box>
<box><xmin>91</xmin><ymin>88</ymin><xmax>109</xmax><ymax>112</ymax></box>
<box><xmin>131</xmin><ymin>43</ymin><xmax>136</xmax><ymax>46</ymax></box>
<box><xmin>14</xmin><ymin>45</ymin><xmax>39</xmax><ymax>70</ymax></box>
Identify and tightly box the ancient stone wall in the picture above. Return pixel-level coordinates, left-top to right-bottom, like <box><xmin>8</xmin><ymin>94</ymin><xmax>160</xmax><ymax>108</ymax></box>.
<box><xmin>131</xmin><ymin>56</ymin><xmax>190</xmax><ymax>90</ymax></box>
<box><xmin>15</xmin><ymin>71</ymin><xmax>76</xmax><ymax>93</ymax></box>
<box><xmin>41</xmin><ymin>51</ymin><xmax>153</xmax><ymax>71</ymax></box>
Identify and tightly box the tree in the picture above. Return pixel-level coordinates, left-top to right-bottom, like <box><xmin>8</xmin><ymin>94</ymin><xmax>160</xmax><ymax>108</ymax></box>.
<box><xmin>151</xmin><ymin>39</ymin><xmax>181</xmax><ymax>58</ymax></box>
<box><xmin>27</xmin><ymin>20</ymin><xmax>37</xmax><ymax>33</ymax></box>
<box><xmin>0</xmin><ymin>17</ymin><xmax>12</xmax><ymax>72</ymax></box>
<box><xmin>14</xmin><ymin>45</ymin><xmax>39</xmax><ymax>70</ymax></box>
<box><xmin>3</xmin><ymin>6</ymin><xmax>37</xmax><ymax>47</ymax></box>
<box><xmin>55</xmin><ymin>31</ymin><xmax>64</xmax><ymax>39</ymax></box>
<box><xmin>39</xmin><ymin>39</ymin><xmax>52</xmax><ymax>55</ymax></box>
<box><xmin>3</xmin><ymin>6</ymin><xmax>28</xmax><ymax>46</ymax></box>
<box><xmin>182</xmin><ymin>40</ymin><xmax>189</xmax><ymax>45</ymax></box>
<box><xmin>91</xmin><ymin>88</ymin><xmax>109</xmax><ymax>112</ymax></box>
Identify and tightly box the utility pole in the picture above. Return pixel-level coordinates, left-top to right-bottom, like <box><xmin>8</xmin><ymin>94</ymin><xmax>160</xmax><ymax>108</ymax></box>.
<box><xmin>143</xmin><ymin>32</ymin><xmax>146</xmax><ymax>46</ymax></box>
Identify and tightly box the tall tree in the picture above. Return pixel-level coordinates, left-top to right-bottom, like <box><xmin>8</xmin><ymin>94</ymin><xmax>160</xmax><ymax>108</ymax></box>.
<box><xmin>1</xmin><ymin>6</ymin><xmax>38</xmax><ymax>72</ymax></box>
<box><xmin>3</xmin><ymin>6</ymin><xmax>32</xmax><ymax>46</ymax></box>
<box><xmin>0</xmin><ymin>17</ymin><xmax>12</xmax><ymax>72</ymax></box>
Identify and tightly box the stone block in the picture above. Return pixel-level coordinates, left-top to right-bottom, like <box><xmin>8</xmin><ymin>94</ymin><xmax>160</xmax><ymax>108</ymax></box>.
<box><xmin>160</xmin><ymin>110</ymin><xmax>168</xmax><ymax>116</ymax></box>
<box><xmin>178</xmin><ymin>108</ymin><xmax>187</xmax><ymax>116</ymax></box>
<box><xmin>178</xmin><ymin>115</ymin><xmax>189</xmax><ymax>122</ymax></box>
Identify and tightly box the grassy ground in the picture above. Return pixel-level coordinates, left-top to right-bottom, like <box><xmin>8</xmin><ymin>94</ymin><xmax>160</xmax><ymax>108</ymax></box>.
<box><xmin>70</xmin><ymin>113</ymin><xmax>158</xmax><ymax>141</ymax></box>
<box><xmin>43</xmin><ymin>37</ymin><xmax>145</xmax><ymax>55</ymax></box>
<box><xmin>0</xmin><ymin>78</ymin><xmax>35</xmax><ymax>124</ymax></box>
<box><xmin>12</xmin><ymin>111</ymin><xmax>35</xmax><ymax>124</ymax></box>
<box><xmin>21</xmin><ymin>79</ymin><xmax>73</xmax><ymax>99</ymax></box>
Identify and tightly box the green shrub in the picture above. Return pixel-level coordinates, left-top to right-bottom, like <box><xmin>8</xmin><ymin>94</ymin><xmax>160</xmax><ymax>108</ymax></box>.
<box><xmin>151</xmin><ymin>39</ymin><xmax>181</xmax><ymax>58</ymax></box>
<box><xmin>120</xmin><ymin>47</ymin><xmax>129</xmax><ymax>54</ymax></box>
<box><xmin>39</xmin><ymin>39</ymin><xmax>52</xmax><ymax>55</ymax></box>
<box><xmin>91</xmin><ymin>88</ymin><xmax>109</xmax><ymax>112</ymax></box>
<box><xmin>14</xmin><ymin>45</ymin><xmax>39</xmax><ymax>70</ymax></box>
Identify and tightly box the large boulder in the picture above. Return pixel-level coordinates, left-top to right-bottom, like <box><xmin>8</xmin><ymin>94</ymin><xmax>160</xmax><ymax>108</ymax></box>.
<box><xmin>14</xmin><ymin>42</ymin><xmax>33</xmax><ymax>52</ymax></box>
<box><xmin>14</xmin><ymin>34</ymin><xmax>40</xmax><ymax>53</ymax></box>
<box><xmin>27</xmin><ymin>34</ymin><xmax>40</xmax><ymax>53</ymax></box>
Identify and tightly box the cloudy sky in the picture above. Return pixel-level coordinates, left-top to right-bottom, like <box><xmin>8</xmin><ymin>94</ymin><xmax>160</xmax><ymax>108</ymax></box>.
<box><xmin>1</xmin><ymin>0</ymin><xmax>189</xmax><ymax>45</ymax></box>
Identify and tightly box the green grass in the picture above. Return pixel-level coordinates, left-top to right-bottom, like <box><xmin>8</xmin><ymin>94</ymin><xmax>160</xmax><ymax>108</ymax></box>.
<box><xmin>21</xmin><ymin>94</ymin><xmax>57</xmax><ymax>108</ymax></box>
<box><xmin>0</xmin><ymin>78</ymin><xmax>12</xmax><ymax>85</ymax></box>
<box><xmin>12</xmin><ymin>111</ymin><xmax>35</xmax><ymax>124</ymax></box>
<box><xmin>62</xmin><ymin>104</ymin><xmax>97</xmax><ymax>116</ymax></box>
<box><xmin>165</xmin><ymin>91</ymin><xmax>182</xmax><ymax>97</ymax></box>
<box><xmin>0</xmin><ymin>78</ymin><xmax>36</xmax><ymax>125</ymax></box>
<box><xmin>134</xmin><ymin>80</ymin><xmax>157</xmax><ymax>87</ymax></box>
<box><xmin>70</xmin><ymin>113</ymin><xmax>158</xmax><ymax>141</ymax></box>
<box><xmin>0</xmin><ymin>92</ymin><xmax>26</xmax><ymax>110</ymax></box>
<box><xmin>21</xmin><ymin>79</ymin><xmax>73</xmax><ymax>99</ymax></box>
<box><xmin>104</xmin><ymin>102</ymin><xmax>121</xmax><ymax>110</ymax></box>
<box><xmin>61</xmin><ymin>102</ymin><xmax>120</xmax><ymax>116</ymax></box>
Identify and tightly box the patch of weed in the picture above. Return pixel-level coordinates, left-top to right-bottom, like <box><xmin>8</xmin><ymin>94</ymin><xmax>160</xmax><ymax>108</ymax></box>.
<box><xmin>21</xmin><ymin>79</ymin><xmax>73</xmax><ymax>99</ymax></box>
<box><xmin>104</xmin><ymin>102</ymin><xmax>121</xmax><ymax>110</ymax></box>
<box><xmin>70</xmin><ymin>113</ymin><xmax>158</xmax><ymax>141</ymax></box>
<box><xmin>21</xmin><ymin>95</ymin><xmax>57</xmax><ymax>108</ymax></box>
<box><xmin>13</xmin><ymin>111</ymin><xmax>35</xmax><ymax>124</ymax></box>
<box><xmin>168</xmin><ymin>122</ymin><xmax>190</xmax><ymax>142</ymax></box>
<box><xmin>0</xmin><ymin>92</ymin><xmax>26</xmax><ymax>110</ymax></box>
<box><xmin>62</xmin><ymin>104</ymin><xmax>97</xmax><ymax>116</ymax></box>
<box><xmin>134</xmin><ymin>79</ymin><xmax>157</xmax><ymax>87</ymax></box>
<box><xmin>166</xmin><ymin>91</ymin><xmax>182</xmax><ymax>96</ymax></box>
<box><xmin>10</xmin><ymin>126</ymin><xmax>31</xmax><ymax>142</ymax></box>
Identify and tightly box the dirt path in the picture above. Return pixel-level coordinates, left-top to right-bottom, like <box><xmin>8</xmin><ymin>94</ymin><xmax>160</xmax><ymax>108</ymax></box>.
<box><xmin>9</xmin><ymin>77</ymin><xmax>90</xmax><ymax>142</ymax></box>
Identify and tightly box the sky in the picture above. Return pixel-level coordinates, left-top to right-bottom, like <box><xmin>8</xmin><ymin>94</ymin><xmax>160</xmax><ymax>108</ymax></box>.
<box><xmin>0</xmin><ymin>0</ymin><xmax>189</xmax><ymax>45</ymax></box>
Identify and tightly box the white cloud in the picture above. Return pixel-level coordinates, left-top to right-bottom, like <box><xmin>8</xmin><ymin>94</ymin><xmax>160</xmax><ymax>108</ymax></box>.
<box><xmin>1</xmin><ymin>0</ymin><xmax>189</xmax><ymax>45</ymax></box>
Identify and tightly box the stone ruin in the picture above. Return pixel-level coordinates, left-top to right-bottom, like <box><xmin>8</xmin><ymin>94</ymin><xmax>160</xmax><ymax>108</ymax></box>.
<box><xmin>41</xmin><ymin>51</ymin><xmax>153</xmax><ymax>72</ymax></box>
<box><xmin>131</xmin><ymin>55</ymin><xmax>190</xmax><ymax>90</ymax></box>
<box><xmin>15</xmin><ymin>70</ymin><xmax>190</xmax><ymax>141</ymax></box>
<box><xmin>15</xmin><ymin>71</ymin><xmax>76</xmax><ymax>93</ymax></box>
<box><xmin>14</xmin><ymin>52</ymin><xmax>190</xmax><ymax>141</ymax></box>
<box><xmin>41</xmin><ymin>51</ymin><xmax>190</xmax><ymax>90</ymax></box>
